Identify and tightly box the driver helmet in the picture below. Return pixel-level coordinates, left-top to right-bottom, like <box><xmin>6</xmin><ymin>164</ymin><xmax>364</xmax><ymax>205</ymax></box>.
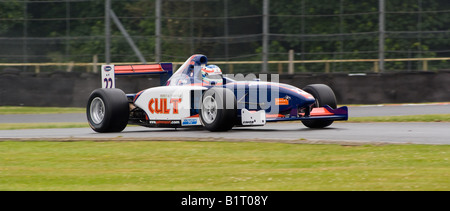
<box><xmin>201</xmin><ymin>65</ymin><xmax>223</xmax><ymax>85</ymax></box>
<box><xmin>201</xmin><ymin>65</ymin><xmax>222</xmax><ymax>77</ymax></box>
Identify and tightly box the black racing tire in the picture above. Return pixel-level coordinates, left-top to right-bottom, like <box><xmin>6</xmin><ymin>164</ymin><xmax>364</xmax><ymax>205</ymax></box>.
<box><xmin>200</xmin><ymin>87</ymin><xmax>237</xmax><ymax>132</ymax></box>
<box><xmin>301</xmin><ymin>84</ymin><xmax>337</xmax><ymax>128</ymax></box>
<box><xmin>86</xmin><ymin>88</ymin><xmax>129</xmax><ymax>133</ymax></box>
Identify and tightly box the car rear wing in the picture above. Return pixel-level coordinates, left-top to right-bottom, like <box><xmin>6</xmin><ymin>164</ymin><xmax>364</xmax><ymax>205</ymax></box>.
<box><xmin>101</xmin><ymin>63</ymin><xmax>173</xmax><ymax>88</ymax></box>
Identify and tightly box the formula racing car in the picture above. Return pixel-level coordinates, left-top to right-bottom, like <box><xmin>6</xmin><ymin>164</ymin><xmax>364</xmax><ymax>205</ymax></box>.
<box><xmin>87</xmin><ymin>54</ymin><xmax>348</xmax><ymax>132</ymax></box>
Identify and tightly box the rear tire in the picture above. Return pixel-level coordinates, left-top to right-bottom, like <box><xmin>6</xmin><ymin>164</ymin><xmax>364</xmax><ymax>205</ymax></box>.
<box><xmin>200</xmin><ymin>87</ymin><xmax>237</xmax><ymax>131</ymax></box>
<box><xmin>87</xmin><ymin>88</ymin><xmax>129</xmax><ymax>133</ymax></box>
<box><xmin>301</xmin><ymin>84</ymin><xmax>337</xmax><ymax>128</ymax></box>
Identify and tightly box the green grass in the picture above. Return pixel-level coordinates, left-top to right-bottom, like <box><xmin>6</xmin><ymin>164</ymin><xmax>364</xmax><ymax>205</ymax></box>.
<box><xmin>0</xmin><ymin>141</ymin><xmax>448</xmax><ymax>191</ymax></box>
<box><xmin>0</xmin><ymin>106</ymin><xmax>84</xmax><ymax>114</ymax></box>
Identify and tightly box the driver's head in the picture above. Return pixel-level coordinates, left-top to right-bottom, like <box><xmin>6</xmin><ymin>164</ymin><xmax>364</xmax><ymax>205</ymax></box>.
<box><xmin>201</xmin><ymin>65</ymin><xmax>223</xmax><ymax>85</ymax></box>
<box><xmin>201</xmin><ymin>65</ymin><xmax>222</xmax><ymax>78</ymax></box>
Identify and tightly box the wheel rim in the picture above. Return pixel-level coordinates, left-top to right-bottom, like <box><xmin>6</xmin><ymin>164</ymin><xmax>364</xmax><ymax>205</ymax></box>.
<box><xmin>202</xmin><ymin>96</ymin><xmax>218</xmax><ymax>124</ymax></box>
<box><xmin>90</xmin><ymin>97</ymin><xmax>105</xmax><ymax>124</ymax></box>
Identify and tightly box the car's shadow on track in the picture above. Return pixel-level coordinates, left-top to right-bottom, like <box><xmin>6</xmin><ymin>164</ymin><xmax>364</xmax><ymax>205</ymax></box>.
<box><xmin>119</xmin><ymin>127</ymin><xmax>205</xmax><ymax>133</ymax></box>
<box><xmin>231</xmin><ymin>127</ymin><xmax>343</xmax><ymax>132</ymax></box>
<box><xmin>116</xmin><ymin>125</ymin><xmax>346</xmax><ymax>134</ymax></box>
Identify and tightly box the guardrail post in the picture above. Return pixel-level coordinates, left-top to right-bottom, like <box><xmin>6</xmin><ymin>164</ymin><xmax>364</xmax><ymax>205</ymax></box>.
<box><xmin>66</xmin><ymin>62</ymin><xmax>74</xmax><ymax>72</ymax></box>
<box><xmin>422</xmin><ymin>60</ymin><xmax>428</xmax><ymax>71</ymax></box>
<box><xmin>325</xmin><ymin>62</ymin><xmax>330</xmax><ymax>73</ymax></box>
<box><xmin>374</xmin><ymin>61</ymin><xmax>379</xmax><ymax>73</ymax></box>
<box><xmin>155</xmin><ymin>0</ymin><xmax>161</xmax><ymax>63</ymax></box>
<box><xmin>35</xmin><ymin>65</ymin><xmax>40</xmax><ymax>74</ymax></box>
<box><xmin>379</xmin><ymin>0</ymin><xmax>385</xmax><ymax>72</ymax></box>
<box><xmin>288</xmin><ymin>49</ymin><xmax>294</xmax><ymax>74</ymax></box>
<box><xmin>105</xmin><ymin>0</ymin><xmax>111</xmax><ymax>64</ymax></box>
<box><xmin>278</xmin><ymin>63</ymin><xmax>283</xmax><ymax>74</ymax></box>
<box><xmin>92</xmin><ymin>54</ymin><xmax>98</xmax><ymax>73</ymax></box>
<box><xmin>261</xmin><ymin>0</ymin><xmax>269</xmax><ymax>73</ymax></box>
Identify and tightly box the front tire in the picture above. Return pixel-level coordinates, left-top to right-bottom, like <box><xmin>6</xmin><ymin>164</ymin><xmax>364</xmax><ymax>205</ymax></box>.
<box><xmin>87</xmin><ymin>88</ymin><xmax>129</xmax><ymax>132</ymax></box>
<box><xmin>200</xmin><ymin>87</ymin><xmax>237</xmax><ymax>131</ymax></box>
<box><xmin>301</xmin><ymin>84</ymin><xmax>337</xmax><ymax>128</ymax></box>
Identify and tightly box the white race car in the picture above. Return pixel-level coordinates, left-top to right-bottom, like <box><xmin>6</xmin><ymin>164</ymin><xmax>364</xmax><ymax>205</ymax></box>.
<box><xmin>87</xmin><ymin>54</ymin><xmax>348</xmax><ymax>132</ymax></box>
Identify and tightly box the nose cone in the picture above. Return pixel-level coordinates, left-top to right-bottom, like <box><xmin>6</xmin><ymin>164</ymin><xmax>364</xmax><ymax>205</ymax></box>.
<box><xmin>303</xmin><ymin>95</ymin><xmax>316</xmax><ymax>106</ymax></box>
<box><xmin>276</xmin><ymin>83</ymin><xmax>315</xmax><ymax>107</ymax></box>
<box><xmin>294</xmin><ymin>92</ymin><xmax>315</xmax><ymax>108</ymax></box>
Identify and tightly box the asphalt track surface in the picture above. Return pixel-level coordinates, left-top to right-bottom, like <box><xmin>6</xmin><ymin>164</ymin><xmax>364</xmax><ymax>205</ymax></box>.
<box><xmin>1</xmin><ymin>103</ymin><xmax>449</xmax><ymax>145</ymax></box>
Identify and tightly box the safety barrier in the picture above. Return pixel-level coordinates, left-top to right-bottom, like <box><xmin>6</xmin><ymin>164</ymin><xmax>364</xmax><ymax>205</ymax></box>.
<box><xmin>1</xmin><ymin>57</ymin><xmax>450</xmax><ymax>74</ymax></box>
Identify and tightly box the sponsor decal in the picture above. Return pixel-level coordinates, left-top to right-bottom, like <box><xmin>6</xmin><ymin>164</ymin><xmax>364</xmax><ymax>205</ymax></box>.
<box><xmin>170</xmin><ymin>98</ymin><xmax>182</xmax><ymax>114</ymax></box>
<box><xmin>104</xmin><ymin>66</ymin><xmax>112</xmax><ymax>71</ymax></box>
<box><xmin>148</xmin><ymin>98</ymin><xmax>182</xmax><ymax>114</ymax></box>
<box><xmin>182</xmin><ymin>118</ymin><xmax>198</xmax><ymax>126</ymax></box>
<box><xmin>242</xmin><ymin>119</ymin><xmax>257</xmax><ymax>124</ymax></box>
<box><xmin>275</xmin><ymin>98</ymin><xmax>289</xmax><ymax>105</ymax></box>
<box><xmin>149</xmin><ymin>120</ymin><xmax>181</xmax><ymax>125</ymax></box>
<box><xmin>170</xmin><ymin>120</ymin><xmax>181</xmax><ymax>125</ymax></box>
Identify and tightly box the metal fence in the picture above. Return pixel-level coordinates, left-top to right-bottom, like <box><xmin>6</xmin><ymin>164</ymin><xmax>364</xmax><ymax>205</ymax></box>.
<box><xmin>1</xmin><ymin>0</ymin><xmax>450</xmax><ymax>73</ymax></box>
